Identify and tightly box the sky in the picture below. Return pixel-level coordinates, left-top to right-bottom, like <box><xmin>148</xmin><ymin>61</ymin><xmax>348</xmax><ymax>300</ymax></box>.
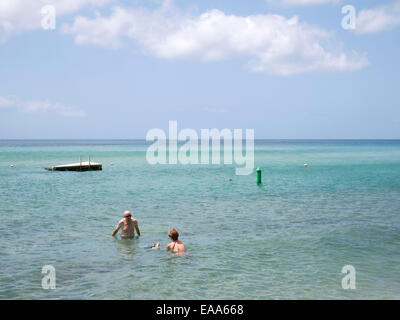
<box><xmin>0</xmin><ymin>0</ymin><xmax>399</xmax><ymax>139</ymax></box>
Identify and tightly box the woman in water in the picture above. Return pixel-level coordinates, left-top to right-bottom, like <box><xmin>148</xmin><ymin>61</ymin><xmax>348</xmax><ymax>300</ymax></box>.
<box><xmin>166</xmin><ymin>228</ymin><xmax>186</xmax><ymax>255</ymax></box>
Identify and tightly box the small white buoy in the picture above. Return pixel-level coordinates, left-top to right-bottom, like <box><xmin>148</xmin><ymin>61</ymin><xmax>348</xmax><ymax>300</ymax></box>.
<box><xmin>10</xmin><ymin>165</ymin><xmax>14</xmax><ymax>168</ymax></box>
<box><xmin>228</xmin><ymin>178</ymin><xmax>232</xmax><ymax>182</ymax></box>
<box><xmin>110</xmin><ymin>163</ymin><xmax>114</xmax><ymax>166</ymax></box>
<box><xmin>304</xmin><ymin>163</ymin><xmax>308</xmax><ymax>167</ymax></box>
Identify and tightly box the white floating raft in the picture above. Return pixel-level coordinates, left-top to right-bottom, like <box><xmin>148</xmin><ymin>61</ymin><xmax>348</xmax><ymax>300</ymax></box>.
<box><xmin>45</xmin><ymin>159</ymin><xmax>102</xmax><ymax>171</ymax></box>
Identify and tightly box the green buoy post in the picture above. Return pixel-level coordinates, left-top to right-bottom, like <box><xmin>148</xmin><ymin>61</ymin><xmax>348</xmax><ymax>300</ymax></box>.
<box><xmin>256</xmin><ymin>168</ymin><xmax>262</xmax><ymax>184</ymax></box>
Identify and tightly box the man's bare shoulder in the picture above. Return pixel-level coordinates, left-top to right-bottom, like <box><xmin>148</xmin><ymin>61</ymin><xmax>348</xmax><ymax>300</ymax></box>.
<box><xmin>131</xmin><ymin>218</ymin><xmax>138</xmax><ymax>224</ymax></box>
<box><xmin>118</xmin><ymin>218</ymin><xmax>125</xmax><ymax>224</ymax></box>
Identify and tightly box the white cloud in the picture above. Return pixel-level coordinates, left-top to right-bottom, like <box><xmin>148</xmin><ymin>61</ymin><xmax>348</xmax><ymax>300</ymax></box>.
<box><xmin>62</xmin><ymin>4</ymin><xmax>368</xmax><ymax>75</ymax></box>
<box><xmin>0</xmin><ymin>96</ymin><xmax>86</xmax><ymax>117</ymax></box>
<box><xmin>61</xmin><ymin>6</ymin><xmax>132</xmax><ymax>48</ymax></box>
<box><xmin>23</xmin><ymin>100</ymin><xmax>86</xmax><ymax>117</ymax></box>
<box><xmin>356</xmin><ymin>0</ymin><xmax>400</xmax><ymax>34</ymax></box>
<box><xmin>0</xmin><ymin>0</ymin><xmax>112</xmax><ymax>39</ymax></box>
<box><xmin>267</xmin><ymin>0</ymin><xmax>339</xmax><ymax>6</ymax></box>
<box><xmin>0</xmin><ymin>96</ymin><xmax>15</xmax><ymax>108</ymax></box>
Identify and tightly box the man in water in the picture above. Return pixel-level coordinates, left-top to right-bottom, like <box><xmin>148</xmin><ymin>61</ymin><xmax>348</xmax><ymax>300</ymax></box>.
<box><xmin>112</xmin><ymin>211</ymin><xmax>141</xmax><ymax>239</ymax></box>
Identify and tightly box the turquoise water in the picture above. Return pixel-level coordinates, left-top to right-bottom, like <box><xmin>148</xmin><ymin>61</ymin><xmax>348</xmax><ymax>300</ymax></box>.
<box><xmin>0</xmin><ymin>140</ymin><xmax>399</xmax><ymax>299</ymax></box>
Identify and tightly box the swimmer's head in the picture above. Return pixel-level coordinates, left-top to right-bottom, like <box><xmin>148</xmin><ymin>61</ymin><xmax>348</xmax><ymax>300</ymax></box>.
<box><xmin>168</xmin><ymin>228</ymin><xmax>179</xmax><ymax>241</ymax></box>
<box><xmin>124</xmin><ymin>211</ymin><xmax>132</xmax><ymax>219</ymax></box>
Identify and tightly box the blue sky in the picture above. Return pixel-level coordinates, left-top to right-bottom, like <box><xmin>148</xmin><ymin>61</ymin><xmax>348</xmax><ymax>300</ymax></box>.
<box><xmin>0</xmin><ymin>0</ymin><xmax>399</xmax><ymax>139</ymax></box>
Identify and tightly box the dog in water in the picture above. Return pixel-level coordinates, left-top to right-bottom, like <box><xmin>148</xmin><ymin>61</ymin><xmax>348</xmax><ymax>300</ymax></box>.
<box><xmin>151</xmin><ymin>242</ymin><xmax>161</xmax><ymax>249</ymax></box>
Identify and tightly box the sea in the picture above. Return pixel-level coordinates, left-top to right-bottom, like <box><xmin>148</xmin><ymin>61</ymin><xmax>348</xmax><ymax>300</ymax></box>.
<box><xmin>0</xmin><ymin>139</ymin><xmax>399</xmax><ymax>299</ymax></box>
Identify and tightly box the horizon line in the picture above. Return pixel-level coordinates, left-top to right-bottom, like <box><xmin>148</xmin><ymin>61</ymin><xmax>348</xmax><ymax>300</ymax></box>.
<box><xmin>1</xmin><ymin>138</ymin><xmax>400</xmax><ymax>141</ymax></box>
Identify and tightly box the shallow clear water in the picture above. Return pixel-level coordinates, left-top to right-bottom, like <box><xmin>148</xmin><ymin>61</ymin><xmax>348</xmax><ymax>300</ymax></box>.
<box><xmin>0</xmin><ymin>140</ymin><xmax>399</xmax><ymax>299</ymax></box>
